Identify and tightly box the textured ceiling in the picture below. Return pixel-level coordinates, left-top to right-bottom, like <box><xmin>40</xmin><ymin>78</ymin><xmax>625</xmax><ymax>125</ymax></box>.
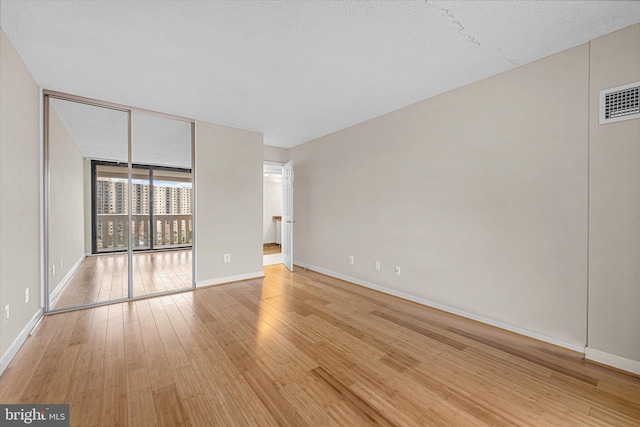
<box><xmin>50</xmin><ymin>98</ymin><xmax>192</xmax><ymax>169</ymax></box>
<box><xmin>2</xmin><ymin>1</ymin><xmax>640</xmax><ymax>148</ymax></box>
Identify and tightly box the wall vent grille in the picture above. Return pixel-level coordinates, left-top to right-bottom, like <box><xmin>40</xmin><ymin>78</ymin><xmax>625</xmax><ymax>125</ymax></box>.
<box><xmin>599</xmin><ymin>82</ymin><xmax>640</xmax><ymax>124</ymax></box>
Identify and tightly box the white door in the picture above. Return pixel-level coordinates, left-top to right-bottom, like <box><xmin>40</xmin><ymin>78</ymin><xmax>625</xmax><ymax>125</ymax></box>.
<box><xmin>282</xmin><ymin>161</ymin><xmax>294</xmax><ymax>271</ymax></box>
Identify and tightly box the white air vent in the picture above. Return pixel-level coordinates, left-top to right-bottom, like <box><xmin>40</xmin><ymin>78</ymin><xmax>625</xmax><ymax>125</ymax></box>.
<box><xmin>599</xmin><ymin>82</ymin><xmax>640</xmax><ymax>124</ymax></box>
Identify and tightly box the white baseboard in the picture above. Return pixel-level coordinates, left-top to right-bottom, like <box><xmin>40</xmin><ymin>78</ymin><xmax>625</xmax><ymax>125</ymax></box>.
<box><xmin>50</xmin><ymin>254</ymin><xmax>85</xmax><ymax>302</ymax></box>
<box><xmin>0</xmin><ymin>308</ymin><xmax>43</xmax><ymax>376</ymax></box>
<box><xmin>585</xmin><ymin>347</ymin><xmax>640</xmax><ymax>375</ymax></box>
<box><xmin>196</xmin><ymin>271</ymin><xmax>265</xmax><ymax>288</ymax></box>
<box><xmin>294</xmin><ymin>260</ymin><xmax>586</xmax><ymax>354</ymax></box>
<box><xmin>263</xmin><ymin>253</ymin><xmax>283</xmax><ymax>266</ymax></box>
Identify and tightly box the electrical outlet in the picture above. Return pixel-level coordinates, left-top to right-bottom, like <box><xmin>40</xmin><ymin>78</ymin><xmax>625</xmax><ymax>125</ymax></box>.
<box><xmin>395</xmin><ymin>265</ymin><xmax>401</xmax><ymax>276</ymax></box>
<box><xmin>25</xmin><ymin>288</ymin><xmax>29</xmax><ymax>304</ymax></box>
<box><xmin>375</xmin><ymin>261</ymin><xmax>380</xmax><ymax>271</ymax></box>
<box><xmin>349</xmin><ymin>255</ymin><xmax>354</xmax><ymax>265</ymax></box>
<box><xmin>52</xmin><ymin>264</ymin><xmax>56</xmax><ymax>276</ymax></box>
<box><xmin>5</xmin><ymin>304</ymin><xmax>9</xmax><ymax>321</ymax></box>
<box><xmin>224</xmin><ymin>253</ymin><xmax>231</xmax><ymax>263</ymax></box>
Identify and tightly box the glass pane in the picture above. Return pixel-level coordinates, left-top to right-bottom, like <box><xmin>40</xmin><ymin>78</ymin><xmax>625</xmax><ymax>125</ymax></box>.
<box><xmin>94</xmin><ymin>164</ymin><xmax>129</xmax><ymax>253</ymax></box>
<box><xmin>131</xmin><ymin>167</ymin><xmax>151</xmax><ymax>250</ymax></box>
<box><xmin>153</xmin><ymin>169</ymin><xmax>193</xmax><ymax>249</ymax></box>
<box><xmin>48</xmin><ymin>98</ymin><xmax>129</xmax><ymax>310</ymax></box>
<box><xmin>131</xmin><ymin>112</ymin><xmax>192</xmax><ymax>297</ymax></box>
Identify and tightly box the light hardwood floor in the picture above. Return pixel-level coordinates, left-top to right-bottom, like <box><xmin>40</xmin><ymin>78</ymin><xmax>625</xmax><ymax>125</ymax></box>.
<box><xmin>2</xmin><ymin>265</ymin><xmax>639</xmax><ymax>426</ymax></box>
<box><xmin>51</xmin><ymin>250</ymin><xmax>192</xmax><ymax>310</ymax></box>
<box><xmin>263</xmin><ymin>244</ymin><xmax>282</xmax><ymax>255</ymax></box>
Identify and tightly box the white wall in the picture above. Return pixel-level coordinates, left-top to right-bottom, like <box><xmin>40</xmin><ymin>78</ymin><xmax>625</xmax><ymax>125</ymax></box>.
<box><xmin>0</xmin><ymin>28</ymin><xmax>42</xmax><ymax>372</ymax></box>
<box><xmin>291</xmin><ymin>42</ymin><xmax>590</xmax><ymax>350</ymax></box>
<box><xmin>48</xmin><ymin>107</ymin><xmax>86</xmax><ymax>295</ymax></box>
<box><xmin>587</xmin><ymin>24</ymin><xmax>640</xmax><ymax>373</ymax></box>
<box><xmin>195</xmin><ymin>121</ymin><xmax>264</xmax><ymax>285</ymax></box>
<box><xmin>264</xmin><ymin>145</ymin><xmax>289</xmax><ymax>163</ymax></box>
<box><xmin>263</xmin><ymin>177</ymin><xmax>282</xmax><ymax>244</ymax></box>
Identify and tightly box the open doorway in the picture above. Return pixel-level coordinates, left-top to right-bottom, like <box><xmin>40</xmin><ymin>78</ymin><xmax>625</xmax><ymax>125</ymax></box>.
<box><xmin>263</xmin><ymin>162</ymin><xmax>283</xmax><ymax>266</ymax></box>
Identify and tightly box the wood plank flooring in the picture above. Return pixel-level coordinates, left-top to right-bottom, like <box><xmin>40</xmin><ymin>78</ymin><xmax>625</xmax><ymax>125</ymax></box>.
<box><xmin>264</xmin><ymin>244</ymin><xmax>282</xmax><ymax>255</ymax></box>
<box><xmin>51</xmin><ymin>250</ymin><xmax>192</xmax><ymax>310</ymax></box>
<box><xmin>2</xmin><ymin>264</ymin><xmax>639</xmax><ymax>426</ymax></box>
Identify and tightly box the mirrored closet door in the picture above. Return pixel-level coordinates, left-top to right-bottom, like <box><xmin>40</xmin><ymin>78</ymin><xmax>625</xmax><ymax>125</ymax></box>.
<box><xmin>45</xmin><ymin>92</ymin><xmax>194</xmax><ymax>312</ymax></box>
<box><xmin>131</xmin><ymin>112</ymin><xmax>193</xmax><ymax>299</ymax></box>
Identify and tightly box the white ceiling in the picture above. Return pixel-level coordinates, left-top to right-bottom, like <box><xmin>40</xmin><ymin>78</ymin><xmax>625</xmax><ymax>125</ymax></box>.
<box><xmin>50</xmin><ymin>98</ymin><xmax>192</xmax><ymax>168</ymax></box>
<box><xmin>2</xmin><ymin>1</ymin><xmax>640</xmax><ymax>148</ymax></box>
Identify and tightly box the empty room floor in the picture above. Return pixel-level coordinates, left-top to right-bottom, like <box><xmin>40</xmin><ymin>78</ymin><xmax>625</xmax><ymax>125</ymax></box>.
<box><xmin>2</xmin><ymin>264</ymin><xmax>639</xmax><ymax>426</ymax></box>
<box><xmin>50</xmin><ymin>249</ymin><xmax>192</xmax><ymax>310</ymax></box>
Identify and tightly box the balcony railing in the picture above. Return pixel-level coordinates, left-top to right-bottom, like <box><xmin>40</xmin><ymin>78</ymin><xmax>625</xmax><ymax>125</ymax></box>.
<box><xmin>96</xmin><ymin>213</ymin><xmax>192</xmax><ymax>252</ymax></box>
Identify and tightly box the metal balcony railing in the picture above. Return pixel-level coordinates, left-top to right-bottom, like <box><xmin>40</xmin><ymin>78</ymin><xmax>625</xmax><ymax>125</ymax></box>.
<box><xmin>96</xmin><ymin>213</ymin><xmax>192</xmax><ymax>252</ymax></box>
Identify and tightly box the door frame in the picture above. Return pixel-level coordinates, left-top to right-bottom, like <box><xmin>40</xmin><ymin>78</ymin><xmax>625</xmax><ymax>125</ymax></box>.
<box><xmin>263</xmin><ymin>161</ymin><xmax>283</xmax><ymax>262</ymax></box>
<box><xmin>263</xmin><ymin>161</ymin><xmax>293</xmax><ymax>268</ymax></box>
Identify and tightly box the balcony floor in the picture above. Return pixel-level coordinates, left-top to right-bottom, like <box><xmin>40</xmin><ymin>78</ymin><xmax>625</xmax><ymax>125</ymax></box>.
<box><xmin>50</xmin><ymin>249</ymin><xmax>192</xmax><ymax>310</ymax></box>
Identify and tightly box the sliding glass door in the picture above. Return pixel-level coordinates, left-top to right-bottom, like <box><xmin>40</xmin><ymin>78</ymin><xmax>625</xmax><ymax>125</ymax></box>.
<box><xmin>93</xmin><ymin>163</ymin><xmax>136</xmax><ymax>253</ymax></box>
<box><xmin>45</xmin><ymin>92</ymin><xmax>194</xmax><ymax>312</ymax></box>
<box><xmin>152</xmin><ymin>169</ymin><xmax>193</xmax><ymax>249</ymax></box>
<box><xmin>131</xmin><ymin>166</ymin><xmax>152</xmax><ymax>250</ymax></box>
<box><xmin>92</xmin><ymin>164</ymin><xmax>192</xmax><ymax>254</ymax></box>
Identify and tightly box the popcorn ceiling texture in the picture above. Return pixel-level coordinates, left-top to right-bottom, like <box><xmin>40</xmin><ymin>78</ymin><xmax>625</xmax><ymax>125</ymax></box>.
<box><xmin>1</xmin><ymin>0</ymin><xmax>639</xmax><ymax>148</ymax></box>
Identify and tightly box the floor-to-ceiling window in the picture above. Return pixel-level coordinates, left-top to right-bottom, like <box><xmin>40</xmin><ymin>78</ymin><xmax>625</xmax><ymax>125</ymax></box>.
<box><xmin>92</xmin><ymin>162</ymin><xmax>192</xmax><ymax>254</ymax></box>
<box><xmin>45</xmin><ymin>91</ymin><xmax>195</xmax><ymax>312</ymax></box>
